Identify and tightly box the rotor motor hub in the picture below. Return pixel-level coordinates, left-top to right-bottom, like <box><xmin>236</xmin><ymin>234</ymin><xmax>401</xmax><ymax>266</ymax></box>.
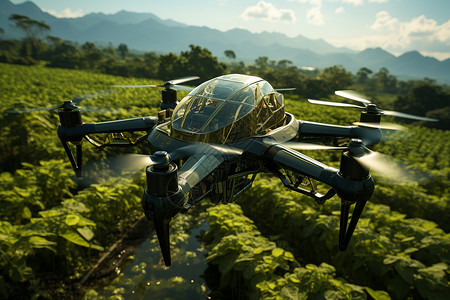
<box><xmin>146</xmin><ymin>151</ymin><xmax>178</xmax><ymax>196</ymax></box>
<box><xmin>58</xmin><ymin>104</ymin><xmax>82</xmax><ymax>127</ymax></box>
<box><xmin>339</xmin><ymin>139</ymin><xmax>370</xmax><ymax>181</ymax></box>
<box><xmin>161</xmin><ymin>89</ymin><xmax>177</xmax><ymax>109</ymax></box>
<box><xmin>142</xmin><ymin>151</ymin><xmax>184</xmax><ymax>220</ymax></box>
<box><xmin>360</xmin><ymin>104</ymin><xmax>381</xmax><ymax>124</ymax></box>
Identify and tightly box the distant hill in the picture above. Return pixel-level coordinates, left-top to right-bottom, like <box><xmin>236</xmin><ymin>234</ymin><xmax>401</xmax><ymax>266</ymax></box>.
<box><xmin>1</xmin><ymin>0</ymin><xmax>449</xmax><ymax>83</ymax></box>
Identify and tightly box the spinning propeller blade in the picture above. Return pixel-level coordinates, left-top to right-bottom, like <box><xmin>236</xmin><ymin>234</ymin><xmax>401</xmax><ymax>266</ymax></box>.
<box><xmin>168</xmin><ymin>76</ymin><xmax>200</xmax><ymax>85</ymax></box>
<box><xmin>284</xmin><ymin>140</ymin><xmax>426</xmax><ymax>183</ymax></box>
<box><xmin>275</xmin><ymin>87</ymin><xmax>296</xmax><ymax>92</ymax></box>
<box><xmin>353</xmin><ymin>122</ymin><xmax>405</xmax><ymax>131</ymax></box>
<box><xmin>380</xmin><ymin>110</ymin><xmax>438</xmax><ymax>122</ymax></box>
<box><xmin>113</xmin><ymin>76</ymin><xmax>199</xmax><ymax>91</ymax></box>
<box><xmin>83</xmin><ymin>143</ymin><xmax>242</xmax><ymax>182</ymax></box>
<box><xmin>307</xmin><ymin>99</ymin><xmax>365</xmax><ymax>109</ymax></box>
<box><xmin>4</xmin><ymin>105</ymin><xmax>63</xmax><ymax>114</ymax></box>
<box><xmin>335</xmin><ymin>90</ymin><xmax>372</xmax><ymax>104</ymax></box>
<box><xmin>4</xmin><ymin>91</ymin><xmax>113</xmax><ymax>114</ymax></box>
<box><xmin>308</xmin><ymin>90</ymin><xmax>439</xmax><ymax>123</ymax></box>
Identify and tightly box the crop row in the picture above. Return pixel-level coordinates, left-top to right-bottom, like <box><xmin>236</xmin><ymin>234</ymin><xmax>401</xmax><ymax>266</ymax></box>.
<box><xmin>0</xmin><ymin>158</ymin><xmax>146</xmax><ymax>298</ymax></box>
<box><xmin>0</xmin><ymin>62</ymin><xmax>168</xmax><ymax>172</ymax></box>
<box><xmin>1</xmin><ymin>64</ymin><xmax>448</xmax><ymax>227</ymax></box>
<box><xmin>202</xmin><ymin>202</ymin><xmax>390</xmax><ymax>299</ymax></box>
<box><xmin>1</xmin><ymin>63</ymin><xmax>449</xmax><ymax>298</ymax></box>
<box><xmin>237</xmin><ymin>178</ymin><xmax>450</xmax><ymax>299</ymax></box>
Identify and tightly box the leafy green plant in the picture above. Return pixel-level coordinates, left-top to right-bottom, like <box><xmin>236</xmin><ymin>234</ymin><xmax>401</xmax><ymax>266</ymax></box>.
<box><xmin>203</xmin><ymin>203</ymin><xmax>389</xmax><ymax>299</ymax></box>
<box><xmin>238</xmin><ymin>178</ymin><xmax>450</xmax><ymax>299</ymax></box>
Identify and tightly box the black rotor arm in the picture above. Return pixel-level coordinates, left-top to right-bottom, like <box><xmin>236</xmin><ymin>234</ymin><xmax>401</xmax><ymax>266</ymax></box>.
<box><xmin>264</xmin><ymin>144</ymin><xmax>374</xmax><ymax>250</ymax></box>
<box><xmin>58</xmin><ymin>116</ymin><xmax>158</xmax><ymax>139</ymax></box>
<box><xmin>58</xmin><ymin>116</ymin><xmax>158</xmax><ymax>177</ymax></box>
<box><xmin>298</xmin><ymin>120</ymin><xmax>382</xmax><ymax>146</ymax></box>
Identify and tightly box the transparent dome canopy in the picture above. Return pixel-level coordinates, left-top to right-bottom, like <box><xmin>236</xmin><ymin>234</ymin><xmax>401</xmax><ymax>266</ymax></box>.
<box><xmin>170</xmin><ymin>74</ymin><xmax>285</xmax><ymax>144</ymax></box>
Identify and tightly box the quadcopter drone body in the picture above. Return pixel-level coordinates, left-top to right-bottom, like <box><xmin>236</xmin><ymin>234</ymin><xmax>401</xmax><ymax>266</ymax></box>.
<box><xmin>9</xmin><ymin>74</ymin><xmax>438</xmax><ymax>267</ymax></box>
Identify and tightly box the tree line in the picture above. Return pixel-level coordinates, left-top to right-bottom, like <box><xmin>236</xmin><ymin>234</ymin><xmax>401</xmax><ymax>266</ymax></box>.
<box><xmin>1</xmin><ymin>14</ymin><xmax>448</xmax><ymax>129</ymax></box>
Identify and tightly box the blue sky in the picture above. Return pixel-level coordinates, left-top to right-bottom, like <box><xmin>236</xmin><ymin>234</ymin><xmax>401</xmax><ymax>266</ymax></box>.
<box><xmin>10</xmin><ymin>0</ymin><xmax>450</xmax><ymax>60</ymax></box>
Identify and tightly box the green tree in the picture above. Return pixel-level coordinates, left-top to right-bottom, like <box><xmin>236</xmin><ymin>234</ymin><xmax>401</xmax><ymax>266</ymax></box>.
<box><xmin>254</xmin><ymin>56</ymin><xmax>269</xmax><ymax>70</ymax></box>
<box><xmin>102</xmin><ymin>43</ymin><xmax>116</xmax><ymax>57</ymax></box>
<box><xmin>319</xmin><ymin>65</ymin><xmax>352</xmax><ymax>93</ymax></box>
<box><xmin>48</xmin><ymin>41</ymin><xmax>82</xmax><ymax>69</ymax></box>
<box><xmin>394</xmin><ymin>83</ymin><xmax>450</xmax><ymax>128</ymax></box>
<box><xmin>276</xmin><ymin>59</ymin><xmax>293</xmax><ymax>69</ymax></box>
<box><xmin>81</xmin><ymin>42</ymin><xmax>102</xmax><ymax>69</ymax></box>
<box><xmin>373</xmin><ymin>67</ymin><xmax>397</xmax><ymax>92</ymax></box>
<box><xmin>356</xmin><ymin>67</ymin><xmax>373</xmax><ymax>85</ymax></box>
<box><xmin>143</xmin><ymin>51</ymin><xmax>159</xmax><ymax>78</ymax></box>
<box><xmin>158</xmin><ymin>52</ymin><xmax>185</xmax><ymax>79</ymax></box>
<box><xmin>117</xmin><ymin>43</ymin><xmax>128</xmax><ymax>60</ymax></box>
<box><xmin>45</xmin><ymin>35</ymin><xmax>62</xmax><ymax>47</ymax></box>
<box><xmin>8</xmin><ymin>14</ymin><xmax>50</xmax><ymax>59</ymax></box>
<box><xmin>227</xmin><ymin>61</ymin><xmax>247</xmax><ymax>74</ymax></box>
<box><xmin>158</xmin><ymin>45</ymin><xmax>225</xmax><ymax>80</ymax></box>
<box><xmin>224</xmin><ymin>49</ymin><xmax>236</xmax><ymax>60</ymax></box>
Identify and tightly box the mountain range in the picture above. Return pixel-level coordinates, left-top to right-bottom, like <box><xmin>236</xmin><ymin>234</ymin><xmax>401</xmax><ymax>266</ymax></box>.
<box><xmin>1</xmin><ymin>0</ymin><xmax>449</xmax><ymax>84</ymax></box>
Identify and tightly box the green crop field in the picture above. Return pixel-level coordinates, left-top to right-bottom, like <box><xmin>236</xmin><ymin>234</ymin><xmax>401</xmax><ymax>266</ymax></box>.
<box><xmin>0</xmin><ymin>63</ymin><xmax>448</xmax><ymax>299</ymax></box>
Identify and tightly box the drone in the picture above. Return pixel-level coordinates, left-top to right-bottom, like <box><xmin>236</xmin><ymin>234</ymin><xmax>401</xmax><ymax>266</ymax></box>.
<box><xmin>6</xmin><ymin>74</ymin><xmax>438</xmax><ymax>267</ymax></box>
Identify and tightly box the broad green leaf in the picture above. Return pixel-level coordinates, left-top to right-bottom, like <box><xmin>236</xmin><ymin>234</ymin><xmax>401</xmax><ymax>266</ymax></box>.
<box><xmin>253</xmin><ymin>247</ymin><xmax>264</xmax><ymax>255</ymax></box>
<box><xmin>284</xmin><ymin>251</ymin><xmax>295</xmax><ymax>260</ymax></box>
<box><xmin>287</xmin><ymin>276</ymin><xmax>301</xmax><ymax>284</ymax></box>
<box><xmin>89</xmin><ymin>244</ymin><xmax>104</xmax><ymax>251</ymax></box>
<box><xmin>62</xmin><ymin>199</ymin><xmax>89</xmax><ymax>212</ymax></box>
<box><xmin>383</xmin><ymin>255</ymin><xmax>401</xmax><ymax>265</ymax></box>
<box><xmin>65</xmin><ymin>214</ymin><xmax>80</xmax><ymax>226</ymax></box>
<box><xmin>77</xmin><ymin>226</ymin><xmax>94</xmax><ymax>241</ymax></box>
<box><xmin>280</xmin><ymin>285</ymin><xmax>300</xmax><ymax>300</ymax></box>
<box><xmin>59</xmin><ymin>230</ymin><xmax>90</xmax><ymax>248</ymax></box>
<box><xmin>403</xmin><ymin>247</ymin><xmax>418</xmax><ymax>254</ymax></box>
<box><xmin>39</xmin><ymin>209</ymin><xmax>64</xmax><ymax>218</ymax></box>
<box><xmin>29</xmin><ymin>236</ymin><xmax>56</xmax><ymax>247</ymax></box>
<box><xmin>363</xmin><ymin>287</ymin><xmax>391</xmax><ymax>300</ymax></box>
<box><xmin>21</xmin><ymin>207</ymin><xmax>31</xmax><ymax>219</ymax></box>
<box><xmin>272</xmin><ymin>248</ymin><xmax>284</xmax><ymax>257</ymax></box>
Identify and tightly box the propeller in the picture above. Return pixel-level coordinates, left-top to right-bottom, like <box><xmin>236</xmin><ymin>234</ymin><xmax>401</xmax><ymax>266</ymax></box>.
<box><xmin>4</xmin><ymin>91</ymin><xmax>112</xmax><ymax>114</ymax></box>
<box><xmin>275</xmin><ymin>87</ymin><xmax>296</xmax><ymax>92</ymax></box>
<box><xmin>284</xmin><ymin>140</ymin><xmax>425</xmax><ymax>183</ymax></box>
<box><xmin>113</xmin><ymin>76</ymin><xmax>200</xmax><ymax>91</ymax></box>
<box><xmin>308</xmin><ymin>90</ymin><xmax>439</xmax><ymax>123</ymax></box>
<box><xmin>352</xmin><ymin>122</ymin><xmax>405</xmax><ymax>131</ymax></box>
<box><xmin>83</xmin><ymin>142</ymin><xmax>243</xmax><ymax>181</ymax></box>
<box><xmin>335</xmin><ymin>90</ymin><xmax>372</xmax><ymax>104</ymax></box>
<box><xmin>286</xmin><ymin>138</ymin><xmax>428</xmax><ymax>250</ymax></box>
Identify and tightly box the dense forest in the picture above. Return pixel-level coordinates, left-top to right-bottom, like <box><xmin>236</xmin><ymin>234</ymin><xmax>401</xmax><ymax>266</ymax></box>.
<box><xmin>0</xmin><ymin>14</ymin><xmax>449</xmax><ymax>299</ymax></box>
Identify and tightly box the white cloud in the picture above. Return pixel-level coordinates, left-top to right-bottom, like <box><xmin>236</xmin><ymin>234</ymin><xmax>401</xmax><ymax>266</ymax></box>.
<box><xmin>331</xmin><ymin>11</ymin><xmax>450</xmax><ymax>60</ymax></box>
<box><xmin>307</xmin><ymin>5</ymin><xmax>325</xmax><ymax>25</ymax></box>
<box><xmin>44</xmin><ymin>8</ymin><xmax>84</xmax><ymax>18</ymax></box>
<box><xmin>369</xmin><ymin>0</ymin><xmax>388</xmax><ymax>3</ymax></box>
<box><xmin>290</xmin><ymin>0</ymin><xmax>321</xmax><ymax>4</ymax></box>
<box><xmin>342</xmin><ymin>0</ymin><xmax>364</xmax><ymax>6</ymax></box>
<box><xmin>371</xmin><ymin>11</ymin><xmax>450</xmax><ymax>46</ymax></box>
<box><xmin>241</xmin><ymin>1</ymin><xmax>296</xmax><ymax>23</ymax></box>
<box><xmin>290</xmin><ymin>0</ymin><xmax>324</xmax><ymax>26</ymax></box>
<box><xmin>371</xmin><ymin>10</ymin><xmax>398</xmax><ymax>31</ymax></box>
<box><xmin>335</xmin><ymin>6</ymin><xmax>344</xmax><ymax>14</ymax></box>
